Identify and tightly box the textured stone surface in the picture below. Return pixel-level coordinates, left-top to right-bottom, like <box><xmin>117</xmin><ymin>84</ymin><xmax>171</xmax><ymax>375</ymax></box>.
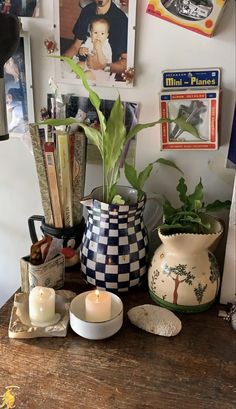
<box><xmin>8</xmin><ymin>290</ymin><xmax>76</xmax><ymax>338</ymax></box>
<box><xmin>127</xmin><ymin>304</ymin><xmax>182</xmax><ymax>336</ymax></box>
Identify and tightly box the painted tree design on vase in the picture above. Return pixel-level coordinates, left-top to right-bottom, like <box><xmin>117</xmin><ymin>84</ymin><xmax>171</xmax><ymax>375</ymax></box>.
<box><xmin>194</xmin><ymin>283</ymin><xmax>208</xmax><ymax>304</ymax></box>
<box><xmin>208</xmin><ymin>252</ymin><xmax>220</xmax><ymax>283</ymax></box>
<box><xmin>208</xmin><ymin>252</ymin><xmax>220</xmax><ymax>297</ymax></box>
<box><xmin>163</xmin><ymin>263</ymin><xmax>195</xmax><ymax>304</ymax></box>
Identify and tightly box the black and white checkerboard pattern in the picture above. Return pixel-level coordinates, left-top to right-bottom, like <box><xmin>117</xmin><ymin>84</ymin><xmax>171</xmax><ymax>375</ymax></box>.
<box><xmin>80</xmin><ymin>199</ymin><xmax>148</xmax><ymax>292</ymax></box>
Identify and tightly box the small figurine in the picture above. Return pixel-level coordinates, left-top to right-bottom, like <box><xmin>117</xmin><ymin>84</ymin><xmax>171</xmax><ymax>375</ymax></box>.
<box><xmin>40</xmin><ymin>107</ymin><xmax>50</xmax><ymax>121</ymax></box>
<box><xmin>44</xmin><ymin>39</ymin><xmax>58</xmax><ymax>54</ymax></box>
<box><xmin>0</xmin><ymin>386</ymin><xmax>19</xmax><ymax>409</ymax></box>
<box><xmin>170</xmin><ymin>100</ymin><xmax>207</xmax><ymax>140</ymax></box>
<box><xmin>121</xmin><ymin>67</ymin><xmax>135</xmax><ymax>84</ymax></box>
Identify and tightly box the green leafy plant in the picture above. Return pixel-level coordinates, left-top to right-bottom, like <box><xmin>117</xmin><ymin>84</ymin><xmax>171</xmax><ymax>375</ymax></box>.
<box><xmin>158</xmin><ymin>177</ymin><xmax>231</xmax><ymax>235</ymax></box>
<box><xmin>41</xmin><ymin>56</ymin><xmax>197</xmax><ymax>204</ymax></box>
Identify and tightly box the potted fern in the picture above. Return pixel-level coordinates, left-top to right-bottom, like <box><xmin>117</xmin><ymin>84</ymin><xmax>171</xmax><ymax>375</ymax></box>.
<box><xmin>42</xmin><ymin>57</ymin><xmax>197</xmax><ymax>292</ymax></box>
<box><xmin>148</xmin><ymin>177</ymin><xmax>231</xmax><ymax>312</ymax></box>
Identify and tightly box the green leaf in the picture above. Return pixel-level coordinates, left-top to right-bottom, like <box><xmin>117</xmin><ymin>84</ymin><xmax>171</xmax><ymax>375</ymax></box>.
<box><xmin>104</xmin><ymin>96</ymin><xmax>126</xmax><ymax>172</ymax></box>
<box><xmin>125</xmin><ymin>119</ymin><xmax>171</xmax><ymax>143</ymax></box>
<box><xmin>51</xmin><ymin>56</ymin><xmax>107</xmax><ymax>138</ymax></box>
<box><xmin>174</xmin><ymin>116</ymin><xmax>200</xmax><ymax>138</ymax></box>
<box><xmin>177</xmin><ymin>177</ymin><xmax>188</xmax><ymax>205</ymax></box>
<box><xmin>163</xmin><ymin>199</ymin><xmax>176</xmax><ymax>220</ymax></box>
<box><xmin>124</xmin><ymin>162</ymin><xmax>140</xmax><ymax>191</ymax></box>
<box><xmin>38</xmin><ymin>118</ymin><xmax>79</xmax><ymax>126</ymax></box>
<box><xmin>138</xmin><ymin>163</ymin><xmax>154</xmax><ymax>190</ymax></box>
<box><xmin>188</xmin><ymin>178</ymin><xmax>204</xmax><ymax>210</ymax></box>
<box><xmin>77</xmin><ymin>123</ymin><xmax>103</xmax><ymax>158</ymax></box>
<box><xmin>112</xmin><ymin>195</ymin><xmax>125</xmax><ymax>205</ymax></box>
<box><xmin>154</xmin><ymin>158</ymin><xmax>183</xmax><ymax>174</ymax></box>
<box><xmin>206</xmin><ymin>200</ymin><xmax>231</xmax><ymax>212</ymax></box>
<box><xmin>108</xmin><ymin>184</ymin><xmax>117</xmax><ymax>203</ymax></box>
<box><xmin>53</xmin><ymin>56</ymin><xmax>101</xmax><ymax>110</ymax></box>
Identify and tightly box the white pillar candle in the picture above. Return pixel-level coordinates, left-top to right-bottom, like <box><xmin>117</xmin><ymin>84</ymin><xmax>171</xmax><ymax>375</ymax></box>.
<box><xmin>29</xmin><ymin>286</ymin><xmax>56</xmax><ymax>325</ymax></box>
<box><xmin>85</xmin><ymin>290</ymin><xmax>112</xmax><ymax>322</ymax></box>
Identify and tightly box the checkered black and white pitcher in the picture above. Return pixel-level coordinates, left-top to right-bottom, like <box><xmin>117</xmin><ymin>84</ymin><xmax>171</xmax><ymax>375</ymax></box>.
<box><xmin>80</xmin><ymin>186</ymin><xmax>162</xmax><ymax>292</ymax></box>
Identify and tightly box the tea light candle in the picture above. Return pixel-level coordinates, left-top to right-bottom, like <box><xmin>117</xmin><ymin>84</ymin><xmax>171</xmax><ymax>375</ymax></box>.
<box><xmin>29</xmin><ymin>286</ymin><xmax>56</xmax><ymax>326</ymax></box>
<box><xmin>85</xmin><ymin>290</ymin><xmax>112</xmax><ymax>322</ymax></box>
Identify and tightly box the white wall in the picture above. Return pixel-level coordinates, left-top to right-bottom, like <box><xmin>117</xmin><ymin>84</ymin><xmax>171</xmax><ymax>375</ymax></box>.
<box><xmin>0</xmin><ymin>0</ymin><xmax>235</xmax><ymax>306</ymax></box>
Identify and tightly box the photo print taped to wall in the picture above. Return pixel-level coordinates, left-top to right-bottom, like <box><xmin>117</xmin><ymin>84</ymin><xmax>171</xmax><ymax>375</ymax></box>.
<box><xmin>4</xmin><ymin>31</ymin><xmax>34</xmax><ymax>138</ymax></box>
<box><xmin>0</xmin><ymin>0</ymin><xmax>40</xmax><ymax>17</ymax></box>
<box><xmin>54</xmin><ymin>0</ymin><xmax>136</xmax><ymax>88</ymax></box>
<box><xmin>47</xmin><ymin>93</ymin><xmax>139</xmax><ymax>164</ymax></box>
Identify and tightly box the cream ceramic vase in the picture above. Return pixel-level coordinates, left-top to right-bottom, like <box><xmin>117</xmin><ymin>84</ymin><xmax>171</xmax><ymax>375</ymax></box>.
<box><xmin>148</xmin><ymin>216</ymin><xmax>223</xmax><ymax>313</ymax></box>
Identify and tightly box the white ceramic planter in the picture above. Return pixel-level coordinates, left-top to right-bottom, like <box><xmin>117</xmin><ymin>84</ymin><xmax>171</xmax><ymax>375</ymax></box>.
<box><xmin>148</xmin><ymin>217</ymin><xmax>223</xmax><ymax>313</ymax></box>
<box><xmin>70</xmin><ymin>291</ymin><xmax>123</xmax><ymax>340</ymax></box>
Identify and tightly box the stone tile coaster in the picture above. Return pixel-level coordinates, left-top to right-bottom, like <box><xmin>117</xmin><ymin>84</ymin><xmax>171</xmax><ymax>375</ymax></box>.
<box><xmin>8</xmin><ymin>290</ymin><xmax>76</xmax><ymax>339</ymax></box>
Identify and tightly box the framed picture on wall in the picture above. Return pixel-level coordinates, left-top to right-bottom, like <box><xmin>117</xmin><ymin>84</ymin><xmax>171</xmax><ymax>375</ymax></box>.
<box><xmin>0</xmin><ymin>0</ymin><xmax>40</xmax><ymax>17</ymax></box>
<box><xmin>54</xmin><ymin>0</ymin><xmax>136</xmax><ymax>88</ymax></box>
<box><xmin>4</xmin><ymin>31</ymin><xmax>34</xmax><ymax>138</ymax></box>
<box><xmin>47</xmin><ymin>93</ymin><xmax>139</xmax><ymax>163</ymax></box>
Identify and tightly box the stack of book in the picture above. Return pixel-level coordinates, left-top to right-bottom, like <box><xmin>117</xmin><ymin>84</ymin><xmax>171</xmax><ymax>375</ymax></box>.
<box><xmin>30</xmin><ymin>124</ymin><xmax>86</xmax><ymax>228</ymax></box>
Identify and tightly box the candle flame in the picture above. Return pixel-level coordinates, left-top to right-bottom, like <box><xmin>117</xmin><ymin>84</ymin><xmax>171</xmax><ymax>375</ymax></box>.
<box><xmin>95</xmin><ymin>289</ymin><xmax>100</xmax><ymax>301</ymax></box>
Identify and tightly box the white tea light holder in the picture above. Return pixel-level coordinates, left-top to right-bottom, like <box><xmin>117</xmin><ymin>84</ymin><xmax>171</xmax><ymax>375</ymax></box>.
<box><xmin>70</xmin><ymin>291</ymin><xmax>123</xmax><ymax>340</ymax></box>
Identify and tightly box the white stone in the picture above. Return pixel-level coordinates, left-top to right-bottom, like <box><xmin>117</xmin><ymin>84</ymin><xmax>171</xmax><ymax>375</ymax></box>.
<box><xmin>127</xmin><ymin>304</ymin><xmax>182</xmax><ymax>337</ymax></box>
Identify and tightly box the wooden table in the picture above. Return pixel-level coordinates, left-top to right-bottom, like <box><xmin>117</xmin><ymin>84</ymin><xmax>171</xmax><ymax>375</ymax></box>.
<box><xmin>0</xmin><ymin>272</ymin><xmax>235</xmax><ymax>409</ymax></box>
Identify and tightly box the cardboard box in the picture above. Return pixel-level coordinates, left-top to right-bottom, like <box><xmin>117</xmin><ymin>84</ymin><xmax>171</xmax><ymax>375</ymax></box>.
<box><xmin>160</xmin><ymin>68</ymin><xmax>221</xmax><ymax>150</ymax></box>
<box><xmin>160</xmin><ymin>89</ymin><xmax>220</xmax><ymax>150</ymax></box>
<box><xmin>147</xmin><ymin>0</ymin><xmax>228</xmax><ymax>37</ymax></box>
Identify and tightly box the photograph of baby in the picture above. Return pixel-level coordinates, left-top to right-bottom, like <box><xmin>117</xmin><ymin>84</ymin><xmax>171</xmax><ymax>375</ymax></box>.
<box><xmin>4</xmin><ymin>33</ymin><xmax>34</xmax><ymax>137</ymax></box>
<box><xmin>0</xmin><ymin>0</ymin><xmax>39</xmax><ymax>17</ymax></box>
<box><xmin>56</xmin><ymin>0</ymin><xmax>136</xmax><ymax>87</ymax></box>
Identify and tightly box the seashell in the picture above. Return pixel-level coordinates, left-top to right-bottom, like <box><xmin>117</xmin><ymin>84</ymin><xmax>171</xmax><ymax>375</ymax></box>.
<box><xmin>127</xmin><ymin>304</ymin><xmax>182</xmax><ymax>337</ymax></box>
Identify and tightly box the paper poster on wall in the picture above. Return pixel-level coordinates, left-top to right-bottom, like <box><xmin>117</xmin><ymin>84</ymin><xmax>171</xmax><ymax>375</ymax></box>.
<box><xmin>4</xmin><ymin>31</ymin><xmax>34</xmax><ymax>138</ymax></box>
<box><xmin>0</xmin><ymin>0</ymin><xmax>40</xmax><ymax>17</ymax></box>
<box><xmin>47</xmin><ymin>93</ymin><xmax>138</xmax><ymax>164</ymax></box>
<box><xmin>54</xmin><ymin>0</ymin><xmax>136</xmax><ymax>88</ymax></box>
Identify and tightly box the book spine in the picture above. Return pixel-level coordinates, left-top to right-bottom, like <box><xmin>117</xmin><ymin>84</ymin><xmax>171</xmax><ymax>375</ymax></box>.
<box><xmin>30</xmin><ymin>124</ymin><xmax>54</xmax><ymax>225</ymax></box>
<box><xmin>72</xmin><ymin>131</ymin><xmax>87</xmax><ymax>224</ymax></box>
<box><xmin>57</xmin><ymin>132</ymin><xmax>73</xmax><ymax>227</ymax></box>
<box><xmin>44</xmin><ymin>142</ymin><xmax>63</xmax><ymax>228</ymax></box>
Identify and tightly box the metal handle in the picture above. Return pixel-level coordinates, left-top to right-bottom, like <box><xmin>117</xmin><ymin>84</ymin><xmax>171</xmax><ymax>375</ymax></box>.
<box><xmin>28</xmin><ymin>215</ymin><xmax>44</xmax><ymax>243</ymax></box>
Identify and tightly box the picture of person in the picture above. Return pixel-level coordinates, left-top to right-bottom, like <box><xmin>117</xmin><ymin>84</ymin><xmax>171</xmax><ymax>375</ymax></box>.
<box><xmin>61</xmin><ymin>0</ymin><xmax>132</xmax><ymax>85</ymax></box>
<box><xmin>6</xmin><ymin>87</ymin><xmax>25</xmax><ymax>133</ymax></box>
<box><xmin>47</xmin><ymin>94</ymin><xmax>138</xmax><ymax>163</ymax></box>
<box><xmin>77</xmin><ymin>16</ymin><xmax>112</xmax><ymax>81</ymax></box>
<box><xmin>4</xmin><ymin>33</ymin><xmax>34</xmax><ymax>138</ymax></box>
<box><xmin>0</xmin><ymin>0</ymin><xmax>39</xmax><ymax>17</ymax></box>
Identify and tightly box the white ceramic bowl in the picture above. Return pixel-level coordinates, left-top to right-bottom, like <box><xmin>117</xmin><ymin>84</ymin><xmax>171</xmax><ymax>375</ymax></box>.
<box><xmin>70</xmin><ymin>291</ymin><xmax>123</xmax><ymax>340</ymax></box>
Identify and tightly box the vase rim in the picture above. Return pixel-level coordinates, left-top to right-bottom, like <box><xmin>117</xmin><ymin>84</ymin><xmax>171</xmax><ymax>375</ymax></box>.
<box><xmin>89</xmin><ymin>185</ymin><xmax>146</xmax><ymax>207</ymax></box>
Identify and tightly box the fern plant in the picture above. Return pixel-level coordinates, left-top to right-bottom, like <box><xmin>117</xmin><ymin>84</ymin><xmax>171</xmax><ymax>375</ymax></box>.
<box><xmin>159</xmin><ymin>177</ymin><xmax>231</xmax><ymax>235</ymax></box>
<box><xmin>41</xmin><ymin>57</ymin><xmax>197</xmax><ymax>204</ymax></box>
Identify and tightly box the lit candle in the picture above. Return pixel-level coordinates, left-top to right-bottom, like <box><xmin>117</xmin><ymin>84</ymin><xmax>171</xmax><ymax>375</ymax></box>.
<box><xmin>29</xmin><ymin>286</ymin><xmax>56</xmax><ymax>326</ymax></box>
<box><xmin>85</xmin><ymin>290</ymin><xmax>112</xmax><ymax>322</ymax></box>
